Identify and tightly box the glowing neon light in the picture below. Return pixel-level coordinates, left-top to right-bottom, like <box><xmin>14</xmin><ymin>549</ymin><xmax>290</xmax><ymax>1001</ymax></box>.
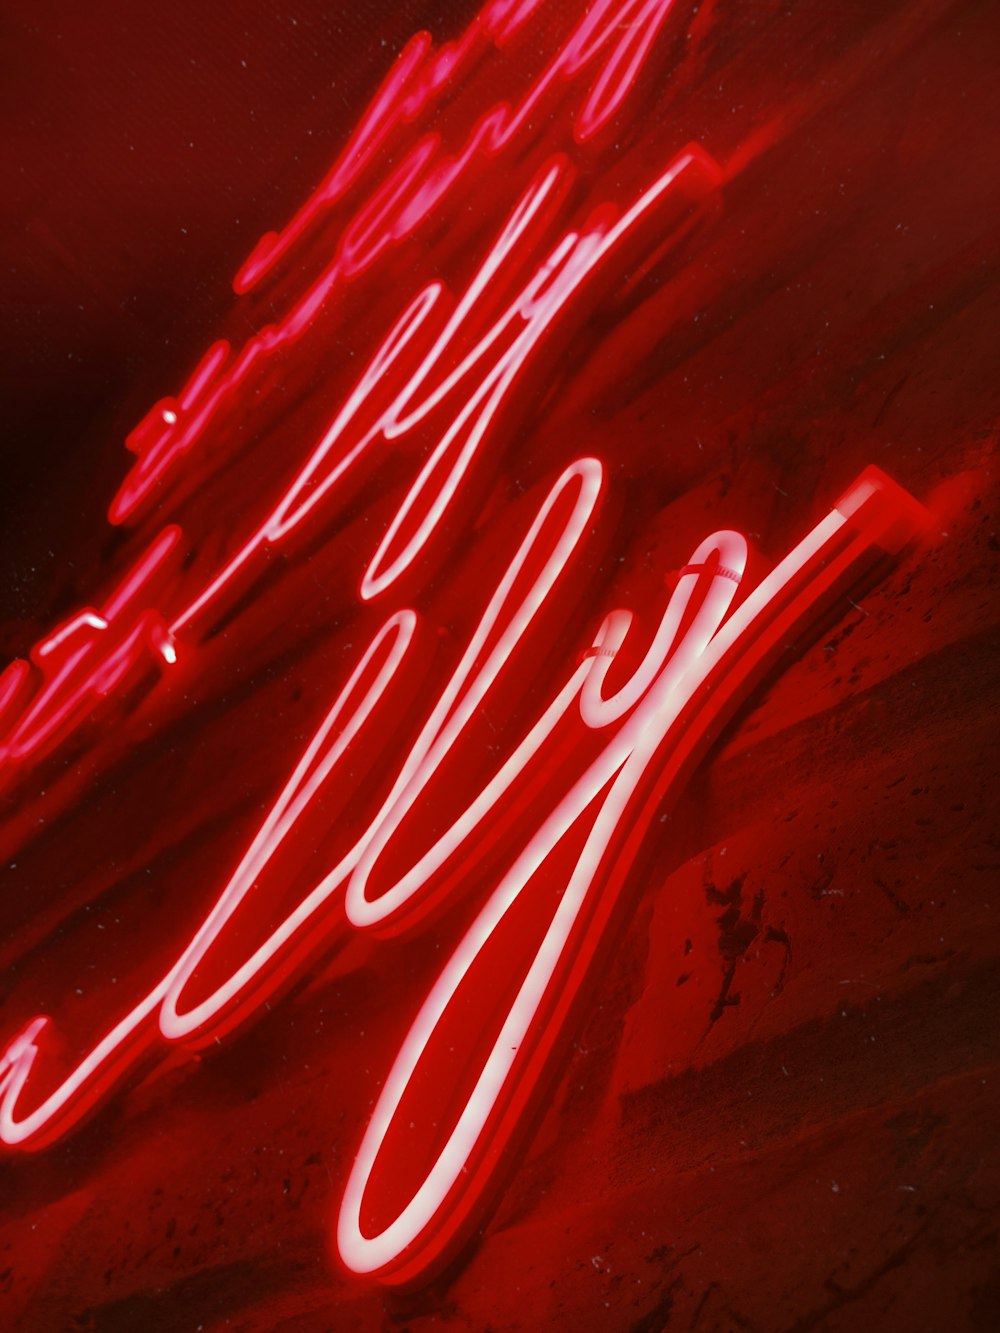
<box><xmin>0</xmin><ymin>527</ymin><xmax>180</xmax><ymax>769</ymax></box>
<box><xmin>1</xmin><ymin>142</ymin><xmax>716</xmax><ymax>778</ymax></box>
<box><xmin>0</xmin><ymin>0</ymin><xmax>934</xmax><ymax>1292</ymax></box>
<box><xmin>336</xmin><ymin>468</ymin><xmax>927</xmax><ymax>1279</ymax></box>
<box><xmin>107</xmin><ymin>0</ymin><xmax>682</xmax><ymax>521</ymax></box>
<box><xmin>173</xmin><ymin>144</ymin><xmax>718</xmax><ymax>625</ymax></box>
<box><xmin>0</xmin><ymin>458</ymin><xmax>602</xmax><ymax>1139</ymax></box>
<box><xmin>161</xmin><ymin>458</ymin><xmax>603</xmax><ymax>1038</ymax></box>
<box><xmin>232</xmin><ymin>0</ymin><xmax>548</xmax><ymax>294</ymax></box>
<box><xmin>0</xmin><ymin>465</ymin><xmax>926</xmax><ymax>1278</ymax></box>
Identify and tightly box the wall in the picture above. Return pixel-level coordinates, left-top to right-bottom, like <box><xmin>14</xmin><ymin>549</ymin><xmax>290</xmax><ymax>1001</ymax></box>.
<box><xmin>0</xmin><ymin>2</ymin><xmax>998</xmax><ymax>1329</ymax></box>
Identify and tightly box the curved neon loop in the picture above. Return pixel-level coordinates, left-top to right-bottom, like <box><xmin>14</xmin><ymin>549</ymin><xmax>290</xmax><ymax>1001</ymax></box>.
<box><xmin>579</xmin><ymin>535</ymin><xmax>748</xmax><ymax>729</ymax></box>
<box><xmin>107</xmin><ymin>0</ymin><xmax>683</xmax><ymax>522</ymax></box>
<box><xmin>1</xmin><ymin>141</ymin><xmax>716</xmax><ymax>781</ymax></box>
<box><xmin>163</xmin><ymin>457</ymin><xmax>603</xmax><ymax>1033</ymax></box>
<box><xmin>346</xmin><ymin>457</ymin><xmax>605</xmax><ymax>926</ymax></box>
<box><xmin>0</xmin><ymin>612</ymin><xmax>416</xmax><ymax>1142</ymax></box>
<box><xmin>158</xmin><ymin>611</ymin><xmax>417</xmax><ymax>1039</ymax></box>
<box><xmin>0</xmin><ymin>456</ymin><xmax>603</xmax><ymax>1132</ymax></box>
<box><xmin>338</xmin><ymin>532</ymin><xmax>746</xmax><ymax>1274</ymax></box>
<box><xmin>359</xmin><ymin>145</ymin><xmax>712</xmax><ymax>598</ymax></box>
<box><xmin>178</xmin><ymin>145</ymin><xmax>710</xmax><ymax>627</ymax></box>
<box><xmin>171</xmin><ymin>155</ymin><xmax>572</xmax><ymax>628</ymax></box>
<box><xmin>0</xmin><ymin>986</ymin><xmax>169</xmax><ymax>1148</ymax></box>
<box><xmin>337</xmin><ymin>475</ymin><xmax>922</xmax><ymax>1278</ymax></box>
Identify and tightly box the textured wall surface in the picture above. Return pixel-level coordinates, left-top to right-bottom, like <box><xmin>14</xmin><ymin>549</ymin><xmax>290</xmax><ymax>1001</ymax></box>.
<box><xmin>1</xmin><ymin>1</ymin><xmax>998</xmax><ymax>1329</ymax></box>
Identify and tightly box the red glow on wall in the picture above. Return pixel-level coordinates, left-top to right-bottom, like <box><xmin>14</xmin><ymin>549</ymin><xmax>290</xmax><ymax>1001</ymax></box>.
<box><xmin>2</xmin><ymin>0</ymin><xmax>995</xmax><ymax>1325</ymax></box>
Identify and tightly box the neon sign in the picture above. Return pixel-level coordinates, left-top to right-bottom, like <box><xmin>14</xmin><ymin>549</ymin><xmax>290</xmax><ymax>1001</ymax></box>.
<box><xmin>0</xmin><ymin>0</ymin><xmax>930</xmax><ymax>1287</ymax></box>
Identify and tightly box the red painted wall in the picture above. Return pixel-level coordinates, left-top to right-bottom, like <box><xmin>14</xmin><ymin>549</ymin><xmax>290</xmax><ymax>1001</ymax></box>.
<box><xmin>1</xmin><ymin>1</ymin><xmax>998</xmax><ymax>1328</ymax></box>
